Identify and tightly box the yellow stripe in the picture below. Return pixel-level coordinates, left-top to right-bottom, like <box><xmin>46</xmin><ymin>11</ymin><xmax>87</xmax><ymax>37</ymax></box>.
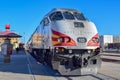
<box><xmin>52</xmin><ymin>41</ymin><xmax>60</xmax><ymax>45</ymax></box>
<box><xmin>52</xmin><ymin>34</ymin><xmax>59</xmax><ymax>38</ymax></box>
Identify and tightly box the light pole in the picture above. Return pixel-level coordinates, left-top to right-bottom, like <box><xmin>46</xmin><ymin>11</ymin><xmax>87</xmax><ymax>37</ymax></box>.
<box><xmin>23</xmin><ymin>32</ymin><xmax>26</xmax><ymax>44</ymax></box>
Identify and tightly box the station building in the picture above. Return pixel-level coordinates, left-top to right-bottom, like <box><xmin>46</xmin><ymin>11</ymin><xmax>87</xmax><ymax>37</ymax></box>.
<box><xmin>0</xmin><ymin>24</ymin><xmax>22</xmax><ymax>50</ymax></box>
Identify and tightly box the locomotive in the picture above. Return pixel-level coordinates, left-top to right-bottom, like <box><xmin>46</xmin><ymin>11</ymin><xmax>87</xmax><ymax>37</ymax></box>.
<box><xmin>27</xmin><ymin>8</ymin><xmax>101</xmax><ymax>75</ymax></box>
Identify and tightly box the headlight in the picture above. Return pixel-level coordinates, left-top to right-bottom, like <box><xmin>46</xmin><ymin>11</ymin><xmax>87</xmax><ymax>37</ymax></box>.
<box><xmin>64</xmin><ymin>37</ymin><xmax>70</xmax><ymax>43</ymax></box>
<box><xmin>92</xmin><ymin>37</ymin><xmax>99</xmax><ymax>43</ymax></box>
<box><xmin>69</xmin><ymin>50</ymin><xmax>72</xmax><ymax>53</ymax></box>
<box><xmin>58</xmin><ymin>37</ymin><xmax>71</xmax><ymax>43</ymax></box>
<box><xmin>58</xmin><ymin>37</ymin><xmax>64</xmax><ymax>42</ymax></box>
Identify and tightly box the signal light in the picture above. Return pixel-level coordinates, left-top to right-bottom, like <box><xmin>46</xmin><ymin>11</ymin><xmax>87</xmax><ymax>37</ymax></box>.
<box><xmin>92</xmin><ymin>37</ymin><xmax>99</xmax><ymax>43</ymax></box>
<box><xmin>58</xmin><ymin>37</ymin><xmax>71</xmax><ymax>43</ymax></box>
<box><xmin>58</xmin><ymin>37</ymin><xmax>64</xmax><ymax>42</ymax></box>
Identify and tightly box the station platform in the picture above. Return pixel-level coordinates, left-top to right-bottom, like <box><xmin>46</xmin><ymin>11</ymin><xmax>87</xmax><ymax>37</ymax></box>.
<box><xmin>0</xmin><ymin>51</ymin><xmax>120</xmax><ymax>80</ymax></box>
<box><xmin>100</xmin><ymin>52</ymin><xmax>120</xmax><ymax>62</ymax></box>
<box><xmin>0</xmin><ymin>50</ymin><xmax>57</xmax><ymax>80</ymax></box>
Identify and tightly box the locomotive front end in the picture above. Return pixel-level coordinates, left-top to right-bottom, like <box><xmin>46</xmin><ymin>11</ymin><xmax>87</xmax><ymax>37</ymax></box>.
<box><xmin>40</xmin><ymin>8</ymin><xmax>101</xmax><ymax>75</ymax></box>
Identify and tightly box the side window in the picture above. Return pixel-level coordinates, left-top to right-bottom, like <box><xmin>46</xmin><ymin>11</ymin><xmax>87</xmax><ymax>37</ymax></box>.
<box><xmin>49</xmin><ymin>11</ymin><xmax>63</xmax><ymax>21</ymax></box>
<box><xmin>40</xmin><ymin>20</ymin><xmax>44</xmax><ymax>27</ymax></box>
<box><xmin>63</xmin><ymin>12</ymin><xmax>75</xmax><ymax>20</ymax></box>
<box><xmin>43</xmin><ymin>18</ymin><xmax>49</xmax><ymax>26</ymax></box>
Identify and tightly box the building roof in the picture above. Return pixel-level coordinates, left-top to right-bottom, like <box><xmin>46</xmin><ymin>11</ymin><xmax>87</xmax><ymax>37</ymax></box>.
<box><xmin>0</xmin><ymin>31</ymin><xmax>22</xmax><ymax>38</ymax></box>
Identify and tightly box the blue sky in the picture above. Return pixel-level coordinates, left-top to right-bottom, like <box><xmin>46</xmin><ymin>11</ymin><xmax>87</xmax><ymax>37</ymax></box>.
<box><xmin>0</xmin><ymin>0</ymin><xmax>120</xmax><ymax>43</ymax></box>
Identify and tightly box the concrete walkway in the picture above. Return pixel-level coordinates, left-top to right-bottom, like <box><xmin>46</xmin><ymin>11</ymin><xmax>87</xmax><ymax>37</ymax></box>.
<box><xmin>0</xmin><ymin>51</ymin><xmax>33</xmax><ymax>80</ymax></box>
<box><xmin>0</xmin><ymin>50</ymin><xmax>57</xmax><ymax>80</ymax></box>
<box><xmin>0</xmin><ymin>51</ymin><xmax>119</xmax><ymax>80</ymax></box>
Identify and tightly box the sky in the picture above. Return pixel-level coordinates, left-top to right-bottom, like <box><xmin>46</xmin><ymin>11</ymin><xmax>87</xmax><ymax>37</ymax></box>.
<box><xmin>0</xmin><ymin>0</ymin><xmax>120</xmax><ymax>43</ymax></box>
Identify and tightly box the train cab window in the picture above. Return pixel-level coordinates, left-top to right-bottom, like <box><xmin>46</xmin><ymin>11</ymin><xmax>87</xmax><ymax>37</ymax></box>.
<box><xmin>74</xmin><ymin>12</ymin><xmax>86</xmax><ymax>20</ymax></box>
<box><xmin>63</xmin><ymin>12</ymin><xmax>75</xmax><ymax>20</ymax></box>
<box><xmin>49</xmin><ymin>12</ymin><xmax>63</xmax><ymax>21</ymax></box>
<box><xmin>43</xmin><ymin>18</ymin><xmax>49</xmax><ymax>26</ymax></box>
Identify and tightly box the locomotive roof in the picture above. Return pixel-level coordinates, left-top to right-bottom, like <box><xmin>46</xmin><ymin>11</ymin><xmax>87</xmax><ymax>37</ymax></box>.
<box><xmin>52</xmin><ymin>8</ymin><xmax>80</xmax><ymax>12</ymax></box>
<box><xmin>44</xmin><ymin>8</ymin><xmax>81</xmax><ymax>17</ymax></box>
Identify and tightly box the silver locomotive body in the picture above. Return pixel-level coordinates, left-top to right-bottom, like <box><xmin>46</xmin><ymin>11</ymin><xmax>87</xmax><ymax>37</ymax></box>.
<box><xmin>28</xmin><ymin>8</ymin><xmax>101</xmax><ymax>75</ymax></box>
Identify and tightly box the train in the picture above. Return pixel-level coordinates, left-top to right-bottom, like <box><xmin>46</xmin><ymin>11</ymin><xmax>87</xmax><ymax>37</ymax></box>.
<box><xmin>27</xmin><ymin>8</ymin><xmax>101</xmax><ymax>75</ymax></box>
